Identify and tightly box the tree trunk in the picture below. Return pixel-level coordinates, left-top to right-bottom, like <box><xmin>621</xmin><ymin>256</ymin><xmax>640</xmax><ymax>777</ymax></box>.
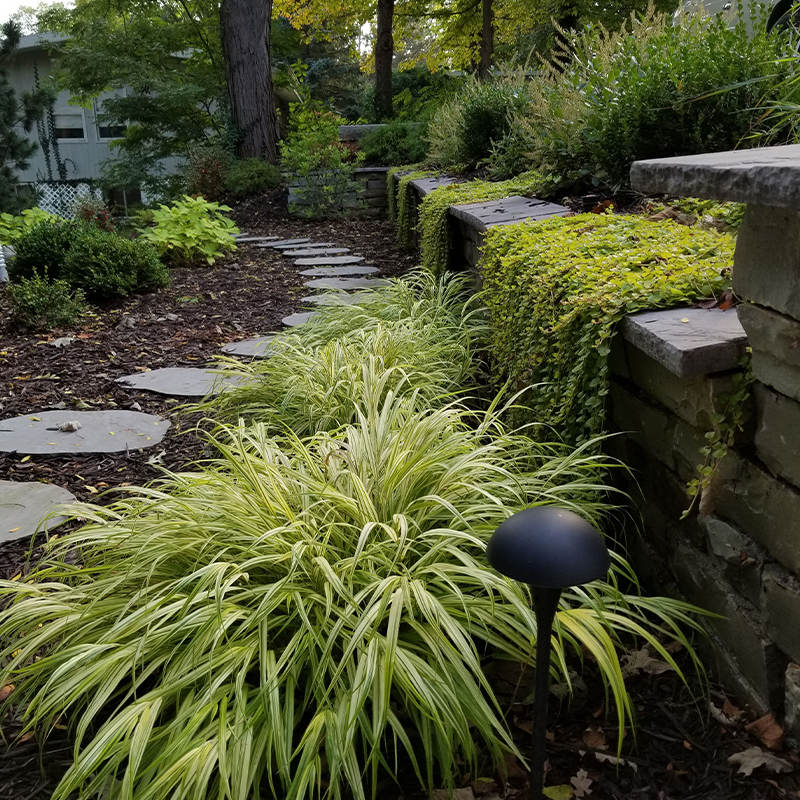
<box><xmin>478</xmin><ymin>0</ymin><xmax>493</xmax><ymax>78</ymax></box>
<box><xmin>374</xmin><ymin>0</ymin><xmax>394</xmax><ymax>121</ymax></box>
<box><xmin>220</xmin><ymin>0</ymin><xmax>279</xmax><ymax>162</ymax></box>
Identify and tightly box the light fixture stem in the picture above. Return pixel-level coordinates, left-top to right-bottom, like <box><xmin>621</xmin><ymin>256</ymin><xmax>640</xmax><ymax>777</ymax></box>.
<box><xmin>530</xmin><ymin>585</ymin><xmax>562</xmax><ymax>800</ymax></box>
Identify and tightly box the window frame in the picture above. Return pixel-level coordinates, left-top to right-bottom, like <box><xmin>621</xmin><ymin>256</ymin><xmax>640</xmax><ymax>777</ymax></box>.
<box><xmin>94</xmin><ymin>95</ymin><xmax>127</xmax><ymax>142</ymax></box>
<box><xmin>53</xmin><ymin>107</ymin><xmax>88</xmax><ymax>143</ymax></box>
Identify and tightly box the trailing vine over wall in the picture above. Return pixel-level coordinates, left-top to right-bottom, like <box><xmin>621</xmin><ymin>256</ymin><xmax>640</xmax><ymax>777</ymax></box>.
<box><xmin>480</xmin><ymin>214</ymin><xmax>735</xmax><ymax>444</ymax></box>
<box><xmin>418</xmin><ymin>171</ymin><xmax>545</xmax><ymax>274</ymax></box>
<box><xmin>386</xmin><ymin>165</ymin><xmax>431</xmax><ymax>247</ymax></box>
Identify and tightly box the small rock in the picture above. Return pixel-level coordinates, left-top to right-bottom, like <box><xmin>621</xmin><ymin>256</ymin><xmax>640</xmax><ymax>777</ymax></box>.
<box><xmin>46</xmin><ymin>420</ymin><xmax>82</xmax><ymax>432</ymax></box>
<box><xmin>115</xmin><ymin>316</ymin><xmax>137</xmax><ymax>330</ymax></box>
<box><xmin>129</xmin><ymin>401</ymin><xmax>142</xmax><ymax>412</ymax></box>
<box><xmin>165</xmin><ymin>313</ymin><xmax>182</xmax><ymax>322</ymax></box>
<box><xmin>49</xmin><ymin>337</ymin><xmax>75</xmax><ymax>348</ymax></box>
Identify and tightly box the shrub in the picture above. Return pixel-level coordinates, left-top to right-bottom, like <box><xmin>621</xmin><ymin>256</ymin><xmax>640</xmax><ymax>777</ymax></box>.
<box><xmin>137</xmin><ymin>195</ymin><xmax>239</xmax><ymax>266</ymax></box>
<box><xmin>7</xmin><ymin>270</ymin><xmax>87</xmax><ymax>330</ymax></box>
<box><xmin>184</xmin><ymin>145</ymin><xmax>232</xmax><ymax>201</ymax></box>
<box><xmin>480</xmin><ymin>213</ymin><xmax>735</xmax><ymax>443</ymax></box>
<box><xmin>499</xmin><ymin>6</ymin><xmax>795</xmax><ymax>189</ymax></box>
<box><xmin>73</xmin><ymin>194</ymin><xmax>115</xmax><ymax>232</ymax></box>
<box><xmin>61</xmin><ymin>226</ymin><xmax>169</xmax><ymax>301</ymax></box>
<box><xmin>0</xmin><ymin>207</ymin><xmax>59</xmax><ymax>246</ymax></box>
<box><xmin>360</xmin><ymin>122</ymin><xmax>428</xmax><ymax>166</ymax></box>
<box><xmin>225</xmin><ymin>158</ymin><xmax>281</xmax><ymax>198</ymax></box>
<box><xmin>8</xmin><ymin>220</ymin><xmax>76</xmax><ymax>282</ymax></box>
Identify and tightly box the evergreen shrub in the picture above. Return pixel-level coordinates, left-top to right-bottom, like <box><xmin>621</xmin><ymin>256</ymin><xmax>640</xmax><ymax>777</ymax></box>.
<box><xmin>7</xmin><ymin>270</ymin><xmax>86</xmax><ymax>330</ymax></box>
<box><xmin>225</xmin><ymin>158</ymin><xmax>281</xmax><ymax>198</ymax></box>
<box><xmin>62</xmin><ymin>226</ymin><xmax>169</xmax><ymax>300</ymax></box>
<box><xmin>480</xmin><ymin>213</ymin><xmax>735</xmax><ymax>443</ymax></box>
<box><xmin>8</xmin><ymin>220</ymin><xmax>76</xmax><ymax>282</ymax></box>
<box><xmin>360</xmin><ymin>122</ymin><xmax>428</xmax><ymax>166</ymax></box>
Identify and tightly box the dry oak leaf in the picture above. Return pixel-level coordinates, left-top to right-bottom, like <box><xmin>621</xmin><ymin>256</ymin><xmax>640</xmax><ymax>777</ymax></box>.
<box><xmin>620</xmin><ymin>647</ymin><xmax>674</xmax><ymax>678</ymax></box>
<box><xmin>582</xmin><ymin>726</ymin><xmax>608</xmax><ymax>751</ymax></box>
<box><xmin>746</xmin><ymin>713</ymin><xmax>784</xmax><ymax>751</ymax></box>
<box><xmin>0</xmin><ymin>684</ymin><xmax>13</xmax><ymax>702</ymax></box>
<box><xmin>728</xmin><ymin>746</ymin><xmax>793</xmax><ymax>776</ymax></box>
<box><xmin>571</xmin><ymin>769</ymin><xmax>594</xmax><ymax>798</ymax></box>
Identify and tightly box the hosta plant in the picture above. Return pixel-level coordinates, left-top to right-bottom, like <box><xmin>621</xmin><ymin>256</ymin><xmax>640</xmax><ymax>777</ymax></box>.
<box><xmin>0</xmin><ymin>390</ymin><xmax>703</xmax><ymax>800</ymax></box>
<box><xmin>137</xmin><ymin>195</ymin><xmax>239</xmax><ymax>266</ymax></box>
<box><xmin>0</xmin><ymin>207</ymin><xmax>58</xmax><ymax>246</ymax></box>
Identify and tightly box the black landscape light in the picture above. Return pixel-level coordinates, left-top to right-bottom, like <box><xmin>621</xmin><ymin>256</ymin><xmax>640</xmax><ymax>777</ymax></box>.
<box><xmin>487</xmin><ymin>506</ymin><xmax>611</xmax><ymax>800</ymax></box>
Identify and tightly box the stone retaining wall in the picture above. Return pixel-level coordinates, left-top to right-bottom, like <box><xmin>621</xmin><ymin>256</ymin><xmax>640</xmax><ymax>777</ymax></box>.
<box><xmin>395</xmin><ymin>158</ymin><xmax>800</xmax><ymax>723</ymax></box>
<box><xmin>288</xmin><ymin>167</ymin><xmax>389</xmax><ymax>218</ymax></box>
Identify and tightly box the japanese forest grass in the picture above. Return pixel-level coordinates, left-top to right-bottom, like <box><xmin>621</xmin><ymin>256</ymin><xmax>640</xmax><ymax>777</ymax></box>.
<box><xmin>0</xmin><ymin>274</ymin><xmax>707</xmax><ymax>800</ymax></box>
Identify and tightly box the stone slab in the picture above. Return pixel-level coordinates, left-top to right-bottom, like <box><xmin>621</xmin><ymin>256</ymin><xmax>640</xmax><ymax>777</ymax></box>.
<box><xmin>0</xmin><ymin>480</ymin><xmax>77</xmax><ymax>543</ymax></box>
<box><xmin>630</xmin><ymin>144</ymin><xmax>800</xmax><ymax>208</ymax></box>
<box><xmin>282</xmin><ymin>311</ymin><xmax>319</xmax><ymax>327</ymax></box>
<box><xmin>221</xmin><ymin>336</ymin><xmax>279</xmax><ymax>359</ymax></box>
<box><xmin>754</xmin><ymin>384</ymin><xmax>800</xmax><ymax>489</ymax></box>
<box><xmin>301</xmin><ymin>292</ymin><xmax>372</xmax><ymax>305</ymax></box>
<box><xmin>449</xmin><ymin>196</ymin><xmax>570</xmax><ymax>232</ymax></box>
<box><xmin>304</xmin><ymin>277</ymin><xmax>391</xmax><ymax>291</ymax></box>
<box><xmin>621</xmin><ymin>307</ymin><xmax>747</xmax><ymax>377</ymax></box>
<box><xmin>258</xmin><ymin>238</ymin><xmax>311</xmax><ymax>248</ymax></box>
<box><xmin>763</xmin><ymin>567</ymin><xmax>800</xmax><ymax>665</ymax></box>
<box><xmin>293</xmin><ymin>255</ymin><xmax>365</xmax><ymax>267</ymax></box>
<box><xmin>299</xmin><ymin>266</ymin><xmax>378</xmax><ymax>277</ymax></box>
<box><xmin>275</xmin><ymin>242</ymin><xmax>337</xmax><ymax>252</ymax></box>
<box><xmin>116</xmin><ymin>367</ymin><xmax>244</xmax><ymax>397</ymax></box>
<box><xmin>282</xmin><ymin>248</ymin><xmax>350</xmax><ymax>257</ymax></box>
<box><xmin>234</xmin><ymin>236</ymin><xmax>278</xmax><ymax>243</ymax></box>
<box><xmin>738</xmin><ymin>303</ymin><xmax>800</xmax><ymax>402</ymax></box>
<box><xmin>0</xmin><ymin>410</ymin><xmax>170</xmax><ymax>455</ymax></box>
<box><xmin>409</xmin><ymin>177</ymin><xmax>457</xmax><ymax>197</ymax></box>
<box><xmin>734</xmin><ymin>206</ymin><xmax>800</xmax><ymax>320</ymax></box>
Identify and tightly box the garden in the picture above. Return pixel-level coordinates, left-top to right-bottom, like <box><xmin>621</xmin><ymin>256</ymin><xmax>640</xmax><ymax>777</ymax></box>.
<box><xmin>3</xmin><ymin>0</ymin><xmax>800</xmax><ymax>798</ymax></box>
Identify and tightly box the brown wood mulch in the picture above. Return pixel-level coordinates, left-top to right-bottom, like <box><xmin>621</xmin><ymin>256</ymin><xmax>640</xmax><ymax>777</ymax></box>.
<box><xmin>1</xmin><ymin>192</ymin><xmax>798</xmax><ymax>800</ymax></box>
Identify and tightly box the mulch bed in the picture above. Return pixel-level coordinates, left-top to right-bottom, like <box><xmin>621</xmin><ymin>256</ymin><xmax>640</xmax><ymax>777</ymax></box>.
<box><xmin>1</xmin><ymin>191</ymin><xmax>797</xmax><ymax>800</ymax></box>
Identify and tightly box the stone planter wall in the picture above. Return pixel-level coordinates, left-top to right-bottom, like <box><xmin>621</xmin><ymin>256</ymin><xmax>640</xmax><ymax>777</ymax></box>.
<box><xmin>287</xmin><ymin>167</ymin><xmax>389</xmax><ymax>218</ymax></box>
<box><xmin>395</xmin><ymin>156</ymin><xmax>800</xmax><ymax>722</ymax></box>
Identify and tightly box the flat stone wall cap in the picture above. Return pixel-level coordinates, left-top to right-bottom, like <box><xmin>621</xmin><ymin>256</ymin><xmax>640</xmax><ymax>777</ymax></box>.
<box><xmin>0</xmin><ymin>480</ymin><xmax>77</xmax><ymax>543</ymax></box>
<box><xmin>621</xmin><ymin>307</ymin><xmax>747</xmax><ymax>377</ymax></box>
<box><xmin>353</xmin><ymin>166</ymin><xmax>391</xmax><ymax>173</ymax></box>
<box><xmin>116</xmin><ymin>368</ymin><xmax>245</xmax><ymax>397</ymax></box>
<box><xmin>0</xmin><ymin>410</ymin><xmax>171</xmax><ymax>454</ymax></box>
<box><xmin>338</xmin><ymin>124</ymin><xmax>387</xmax><ymax>142</ymax></box>
<box><xmin>630</xmin><ymin>144</ymin><xmax>800</xmax><ymax>208</ymax></box>
<box><xmin>449</xmin><ymin>195</ymin><xmax>570</xmax><ymax>231</ymax></box>
<box><xmin>410</xmin><ymin>177</ymin><xmax>457</xmax><ymax>197</ymax></box>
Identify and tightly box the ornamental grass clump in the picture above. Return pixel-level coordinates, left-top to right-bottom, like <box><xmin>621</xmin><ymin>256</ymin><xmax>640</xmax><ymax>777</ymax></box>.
<box><xmin>480</xmin><ymin>213</ymin><xmax>734</xmax><ymax>443</ymax></box>
<box><xmin>0</xmin><ymin>388</ymin><xmax>703</xmax><ymax>800</ymax></box>
<box><xmin>202</xmin><ymin>272</ymin><xmax>488</xmax><ymax>431</ymax></box>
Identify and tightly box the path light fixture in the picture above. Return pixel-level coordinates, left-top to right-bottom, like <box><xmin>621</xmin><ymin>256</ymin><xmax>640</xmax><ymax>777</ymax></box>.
<box><xmin>487</xmin><ymin>506</ymin><xmax>611</xmax><ymax>800</ymax></box>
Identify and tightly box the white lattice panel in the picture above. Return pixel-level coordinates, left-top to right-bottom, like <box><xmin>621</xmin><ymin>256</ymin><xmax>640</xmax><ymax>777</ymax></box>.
<box><xmin>35</xmin><ymin>182</ymin><xmax>102</xmax><ymax>218</ymax></box>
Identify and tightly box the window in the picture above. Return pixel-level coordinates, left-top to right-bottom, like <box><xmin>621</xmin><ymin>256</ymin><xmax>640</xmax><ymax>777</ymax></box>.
<box><xmin>94</xmin><ymin>96</ymin><xmax>127</xmax><ymax>141</ymax></box>
<box><xmin>53</xmin><ymin>110</ymin><xmax>86</xmax><ymax>141</ymax></box>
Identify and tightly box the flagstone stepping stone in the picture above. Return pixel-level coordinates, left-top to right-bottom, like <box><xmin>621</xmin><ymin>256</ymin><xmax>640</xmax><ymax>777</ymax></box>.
<box><xmin>301</xmin><ymin>292</ymin><xmax>372</xmax><ymax>305</ymax></box>
<box><xmin>0</xmin><ymin>410</ymin><xmax>171</xmax><ymax>455</ymax></box>
<box><xmin>0</xmin><ymin>480</ymin><xmax>77</xmax><ymax>544</ymax></box>
<box><xmin>283</xmin><ymin>311</ymin><xmax>320</xmax><ymax>327</ymax></box>
<box><xmin>116</xmin><ymin>368</ymin><xmax>245</xmax><ymax>397</ymax></box>
<box><xmin>299</xmin><ymin>265</ymin><xmax>378</xmax><ymax>277</ymax></box>
<box><xmin>258</xmin><ymin>238</ymin><xmax>311</xmax><ymax>248</ymax></box>
<box><xmin>294</xmin><ymin>255</ymin><xmax>365</xmax><ymax>267</ymax></box>
<box><xmin>221</xmin><ymin>336</ymin><xmax>280</xmax><ymax>359</ymax></box>
<box><xmin>282</xmin><ymin>247</ymin><xmax>350</xmax><ymax>257</ymax></box>
<box><xmin>305</xmin><ymin>277</ymin><xmax>391</xmax><ymax>291</ymax></box>
<box><xmin>235</xmin><ymin>236</ymin><xmax>279</xmax><ymax>243</ymax></box>
<box><xmin>272</xmin><ymin>241</ymin><xmax>336</xmax><ymax>251</ymax></box>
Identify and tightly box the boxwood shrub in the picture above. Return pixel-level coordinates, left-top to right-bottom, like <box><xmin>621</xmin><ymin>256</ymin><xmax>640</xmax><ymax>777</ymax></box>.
<box><xmin>8</xmin><ymin>220</ymin><xmax>76</xmax><ymax>282</ymax></box>
<box><xmin>480</xmin><ymin>213</ymin><xmax>735</xmax><ymax>443</ymax></box>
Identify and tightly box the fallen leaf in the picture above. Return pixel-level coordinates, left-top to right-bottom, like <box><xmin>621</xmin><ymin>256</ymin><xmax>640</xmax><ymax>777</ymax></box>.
<box><xmin>621</xmin><ymin>647</ymin><xmax>674</xmax><ymax>678</ymax></box>
<box><xmin>84</xmin><ymin>486</ymin><xmax>98</xmax><ymax>494</ymax></box>
<box><xmin>20</xmin><ymin>456</ymin><xmax>30</xmax><ymax>463</ymax></box>
<box><xmin>710</xmin><ymin>703</ymin><xmax>739</xmax><ymax>727</ymax></box>
<box><xmin>434</xmin><ymin>789</ymin><xmax>475</xmax><ymax>800</ymax></box>
<box><xmin>595</xmin><ymin>752</ymin><xmax>637</xmax><ymax>773</ymax></box>
<box><xmin>746</xmin><ymin>713</ymin><xmax>784</xmax><ymax>751</ymax></box>
<box><xmin>570</xmin><ymin>768</ymin><xmax>593</xmax><ymax>798</ymax></box>
<box><xmin>582</xmin><ymin>727</ymin><xmax>607</xmax><ymax>751</ymax></box>
<box><xmin>723</xmin><ymin>698</ymin><xmax>743</xmax><ymax>720</ymax></box>
<box><xmin>7</xmin><ymin>527</ymin><xmax>20</xmax><ymax>533</ymax></box>
<box><xmin>728</xmin><ymin>746</ymin><xmax>792</xmax><ymax>776</ymax></box>
<box><xmin>544</xmin><ymin>786</ymin><xmax>574</xmax><ymax>800</ymax></box>
<box><xmin>0</xmin><ymin>684</ymin><xmax>14</xmax><ymax>702</ymax></box>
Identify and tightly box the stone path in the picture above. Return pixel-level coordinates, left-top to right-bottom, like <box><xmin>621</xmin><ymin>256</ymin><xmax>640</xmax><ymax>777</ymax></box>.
<box><xmin>116</xmin><ymin>367</ymin><xmax>246</xmax><ymax>397</ymax></box>
<box><xmin>0</xmin><ymin>480</ymin><xmax>76</xmax><ymax>543</ymax></box>
<box><xmin>0</xmin><ymin>410</ymin><xmax>170</xmax><ymax>455</ymax></box>
<box><xmin>0</xmin><ymin>229</ymin><xmax>394</xmax><ymax>536</ymax></box>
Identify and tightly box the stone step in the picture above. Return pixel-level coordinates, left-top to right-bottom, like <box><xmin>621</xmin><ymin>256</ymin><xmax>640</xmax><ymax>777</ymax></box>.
<box><xmin>301</xmin><ymin>292</ymin><xmax>373</xmax><ymax>305</ymax></box>
<box><xmin>282</xmin><ymin>311</ymin><xmax>319</xmax><ymax>327</ymax></box>
<box><xmin>221</xmin><ymin>336</ymin><xmax>279</xmax><ymax>359</ymax></box>
<box><xmin>116</xmin><ymin>367</ymin><xmax>246</xmax><ymax>397</ymax></box>
<box><xmin>235</xmin><ymin>236</ymin><xmax>279</xmax><ymax>243</ymax></box>
<box><xmin>0</xmin><ymin>410</ymin><xmax>170</xmax><ymax>455</ymax></box>
<box><xmin>294</xmin><ymin>255</ymin><xmax>365</xmax><ymax>267</ymax></box>
<box><xmin>0</xmin><ymin>480</ymin><xmax>77</xmax><ymax>543</ymax></box>
<box><xmin>299</xmin><ymin>266</ymin><xmax>378</xmax><ymax>277</ymax></box>
<box><xmin>282</xmin><ymin>247</ymin><xmax>350</xmax><ymax>257</ymax></box>
<box><xmin>304</xmin><ymin>277</ymin><xmax>391</xmax><ymax>291</ymax></box>
<box><xmin>257</xmin><ymin>238</ymin><xmax>312</xmax><ymax>248</ymax></box>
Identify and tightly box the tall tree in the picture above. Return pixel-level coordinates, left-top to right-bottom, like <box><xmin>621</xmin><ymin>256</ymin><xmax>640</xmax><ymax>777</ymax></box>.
<box><xmin>0</xmin><ymin>20</ymin><xmax>50</xmax><ymax>212</ymax></box>
<box><xmin>220</xmin><ymin>0</ymin><xmax>279</xmax><ymax>161</ymax></box>
<box><xmin>374</xmin><ymin>0</ymin><xmax>395</xmax><ymax>118</ymax></box>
